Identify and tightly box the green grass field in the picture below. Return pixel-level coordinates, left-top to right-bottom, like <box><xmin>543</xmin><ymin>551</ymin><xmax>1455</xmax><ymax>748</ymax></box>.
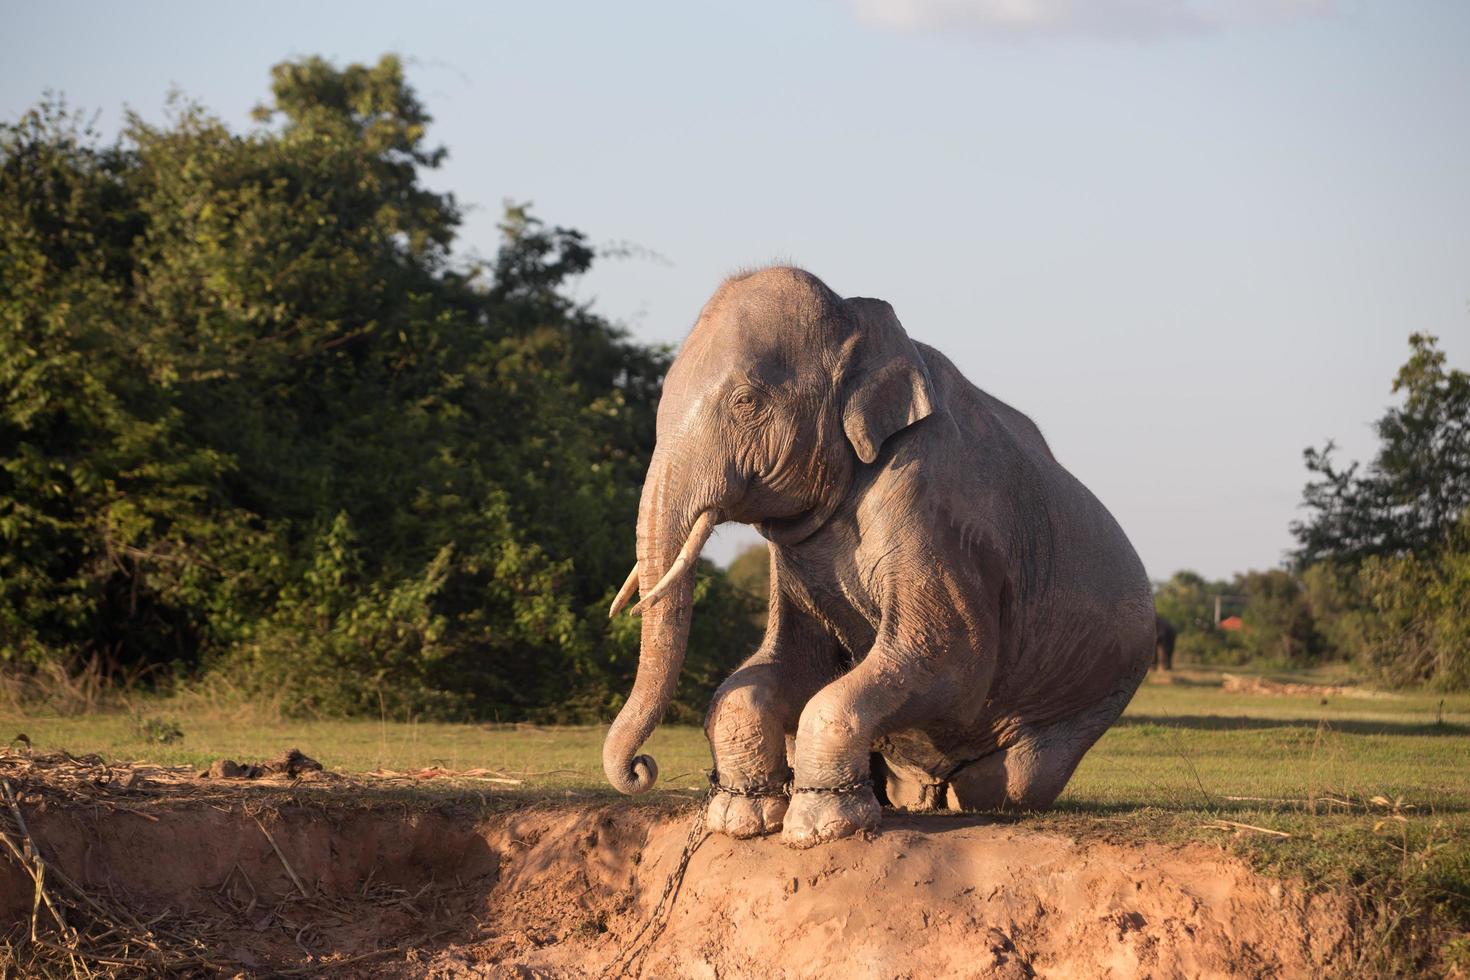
<box><xmin>6</xmin><ymin>664</ymin><xmax>1467</xmax><ymax>809</ymax></box>
<box><xmin>5</xmin><ymin>663</ymin><xmax>1469</xmax><ymax>969</ymax></box>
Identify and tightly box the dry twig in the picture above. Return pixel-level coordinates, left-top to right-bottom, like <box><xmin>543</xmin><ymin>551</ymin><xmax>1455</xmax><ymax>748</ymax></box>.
<box><xmin>1200</xmin><ymin>819</ymin><xmax>1292</xmax><ymax>838</ymax></box>
<box><xmin>253</xmin><ymin>814</ymin><xmax>311</xmax><ymax>899</ymax></box>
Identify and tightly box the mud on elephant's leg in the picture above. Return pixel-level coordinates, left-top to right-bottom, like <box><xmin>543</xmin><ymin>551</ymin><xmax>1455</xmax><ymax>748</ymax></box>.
<box><xmin>704</xmin><ymin>663</ymin><xmax>794</xmax><ymax>838</ymax></box>
<box><xmin>705</xmin><ymin>601</ymin><xmax>845</xmax><ymax>839</ymax></box>
<box><xmin>782</xmin><ymin>651</ymin><xmax>934</xmax><ymax>848</ymax></box>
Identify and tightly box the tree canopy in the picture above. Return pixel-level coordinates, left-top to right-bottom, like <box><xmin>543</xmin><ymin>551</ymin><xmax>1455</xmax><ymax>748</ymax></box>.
<box><xmin>0</xmin><ymin>55</ymin><xmax>759</xmax><ymax>719</ymax></box>
<box><xmin>1293</xmin><ymin>334</ymin><xmax>1470</xmax><ymax>566</ymax></box>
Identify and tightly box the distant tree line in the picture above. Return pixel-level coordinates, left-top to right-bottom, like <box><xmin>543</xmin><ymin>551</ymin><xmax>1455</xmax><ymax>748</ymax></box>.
<box><xmin>1157</xmin><ymin>333</ymin><xmax>1469</xmax><ymax>690</ymax></box>
<box><xmin>0</xmin><ymin>55</ymin><xmax>760</xmax><ymax>720</ymax></box>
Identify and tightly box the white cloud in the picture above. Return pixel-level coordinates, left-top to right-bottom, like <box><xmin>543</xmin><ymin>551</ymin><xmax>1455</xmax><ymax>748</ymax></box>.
<box><xmin>847</xmin><ymin>0</ymin><xmax>1336</xmax><ymax>40</ymax></box>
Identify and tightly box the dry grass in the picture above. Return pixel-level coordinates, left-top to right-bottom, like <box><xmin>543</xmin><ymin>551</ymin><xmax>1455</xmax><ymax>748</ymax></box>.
<box><xmin>0</xmin><ymin>757</ymin><xmax>232</xmax><ymax>977</ymax></box>
<box><xmin>0</xmin><ymin>748</ymin><xmax>574</xmax><ymax>978</ymax></box>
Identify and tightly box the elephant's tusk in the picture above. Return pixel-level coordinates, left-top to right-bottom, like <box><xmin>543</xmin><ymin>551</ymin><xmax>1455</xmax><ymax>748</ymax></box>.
<box><xmin>631</xmin><ymin>510</ymin><xmax>718</xmax><ymax>616</ymax></box>
<box><xmin>608</xmin><ymin>563</ymin><xmax>641</xmax><ymax>618</ymax></box>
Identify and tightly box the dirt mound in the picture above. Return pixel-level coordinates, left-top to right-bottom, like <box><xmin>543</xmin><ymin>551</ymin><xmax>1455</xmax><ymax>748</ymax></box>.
<box><xmin>463</xmin><ymin>811</ymin><xmax>1357</xmax><ymax>979</ymax></box>
<box><xmin>0</xmin><ymin>757</ymin><xmax>1360</xmax><ymax>978</ymax></box>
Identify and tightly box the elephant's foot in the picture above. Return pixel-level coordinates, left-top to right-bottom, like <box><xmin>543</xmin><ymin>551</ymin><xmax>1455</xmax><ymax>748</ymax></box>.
<box><xmin>706</xmin><ymin>789</ymin><xmax>787</xmax><ymax>838</ymax></box>
<box><xmin>780</xmin><ymin>787</ymin><xmax>881</xmax><ymax>848</ymax></box>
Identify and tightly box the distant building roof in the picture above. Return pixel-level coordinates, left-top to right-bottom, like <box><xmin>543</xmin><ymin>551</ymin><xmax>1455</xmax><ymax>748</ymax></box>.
<box><xmin>1218</xmin><ymin>615</ymin><xmax>1244</xmax><ymax>631</ymax></box>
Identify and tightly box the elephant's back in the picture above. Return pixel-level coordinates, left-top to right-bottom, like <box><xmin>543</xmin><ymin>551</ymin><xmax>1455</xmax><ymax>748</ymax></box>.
<box><xmin>915</xmin><ymin>342</ymin><xmax>1151</xmax><ymax>603</ymax></box>
<box><xmin>914</xmin><ymin>342</ymin><xmax>1057</xmax><ymax>464</ymax></box>
<box><xmin>913</xmin><ymin>342</ymin><xmax>1155</xmax><ymax>706</ymax></box>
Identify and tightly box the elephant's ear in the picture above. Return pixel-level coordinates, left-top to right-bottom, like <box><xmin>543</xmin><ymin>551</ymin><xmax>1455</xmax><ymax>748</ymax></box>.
<box><xmin>838</xmin><ymin>297</ymin><xmax>938</xmax><ymax>465</ymax></box>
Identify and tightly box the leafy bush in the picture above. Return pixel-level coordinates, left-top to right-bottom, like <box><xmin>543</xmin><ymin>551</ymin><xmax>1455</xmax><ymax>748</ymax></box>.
<box><xmin>1303</xmin><ymin>515</ymin><xmax>1470</xmax><ymax>691</ymax></box>
<box><xmin>133</xmin><ymin>716</ymin><xmax>184</xmax><ymax>744</ymax></box>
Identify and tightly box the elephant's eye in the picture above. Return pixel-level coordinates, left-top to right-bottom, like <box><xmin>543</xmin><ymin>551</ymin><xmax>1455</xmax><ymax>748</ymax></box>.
<box><xmin>730</xmin><ymin>385</ymin><xmax>763</xmax><ymax>420</ymax></box>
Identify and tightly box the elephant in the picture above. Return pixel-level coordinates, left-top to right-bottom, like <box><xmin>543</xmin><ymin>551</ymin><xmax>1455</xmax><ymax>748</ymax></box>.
<box><xmin>1155</xmin><ymin>615</ymin><xmax>1177</xmax><ymax>671</ymax></box>
<box><xmin>602</xmin><ymin>266</ymin><xmax>1155</xmax><ymax>848</ymax></box>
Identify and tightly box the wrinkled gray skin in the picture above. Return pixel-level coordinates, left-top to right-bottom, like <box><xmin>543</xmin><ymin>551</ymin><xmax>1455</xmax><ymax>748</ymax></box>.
<box><xmin>603</xmin><ymin>267</ymin><xmax>1154</xmax><ymax>848</ymax></box>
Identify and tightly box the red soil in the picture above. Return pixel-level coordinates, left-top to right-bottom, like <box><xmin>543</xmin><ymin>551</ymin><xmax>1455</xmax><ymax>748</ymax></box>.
<box><xmin>0</xmin><ymin>775</ymin><xmax>1359</xmax><ymax>978</ymax></box>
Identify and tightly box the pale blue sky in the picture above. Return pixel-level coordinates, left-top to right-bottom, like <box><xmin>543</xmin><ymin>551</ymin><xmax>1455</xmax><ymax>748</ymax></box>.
<box><xmin>5</xmin><ymin>1</ymin><xmax>1468</xmax><ymax>579</ymax></box>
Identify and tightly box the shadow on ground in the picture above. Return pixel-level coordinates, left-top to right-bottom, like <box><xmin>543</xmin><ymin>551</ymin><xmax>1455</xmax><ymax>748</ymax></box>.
<box><xmin>1117</xmin><ymin>714</ymin><xmax>1469</xmax><ymax>737</ymax></box>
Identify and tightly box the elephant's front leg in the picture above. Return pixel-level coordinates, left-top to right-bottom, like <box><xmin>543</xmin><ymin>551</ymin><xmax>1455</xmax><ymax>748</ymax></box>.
<box><xmin>705</xmin><ymin>604</ymin><xmax>842</xmax><ymax>838</ymax></box>
<box><xmin>783</xmin><ymin>641</ymin><xmax>963</xmax><ymax>848</ymax></box>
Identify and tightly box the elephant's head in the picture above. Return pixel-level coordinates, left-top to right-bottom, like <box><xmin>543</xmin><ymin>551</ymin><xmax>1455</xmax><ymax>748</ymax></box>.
<box><xmin>602</xmin><ymin>267</ymin><xmax>937</xmax><ymax>794</ymax></box>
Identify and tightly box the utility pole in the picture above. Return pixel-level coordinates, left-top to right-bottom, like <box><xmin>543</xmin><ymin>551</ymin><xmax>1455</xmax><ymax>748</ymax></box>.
<box><xmin>1210</xmin><ymin>594</ymin><xmax>1249</xmax><ymax>627</ymax></box>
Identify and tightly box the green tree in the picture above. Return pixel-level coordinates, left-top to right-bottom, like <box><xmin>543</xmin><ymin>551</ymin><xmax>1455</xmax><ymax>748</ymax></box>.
<box><xmin>0</xmin><ymin>55</ymin><xmax>760</xmax><ymax>719</ymax></box>
<box><xmin>1153</xmin><ymin>570</ymin><xmax>1220</xmax><ymax>633</ymax></box>
<box><xmin>1232</xmin><ymin>569</ymin><xmax>1322</xmax><ymax>666</ymax></box>
<box><xmin>1153</xmin><ymin>571</ymin><xmax>1237</xmax><ymax>664</ymax></box>
<box><xmin>1291</xmin><ymin>334</ymin><xmax>1470</xmax><ymax>689</ymax></box>
<box><xmin>0</xmin><ymin>101</ymin><xmax>248</xmax><ymax>673</ymax></box>
<box><xmin>1293</xmin><ymin>334</ymin><xmax>1470</xmax><ymax>565</ymax></box>
<box><xmin>726</xmin><ymin>542</ymin><xmax>771</xmax><ymax>629</ymax></box>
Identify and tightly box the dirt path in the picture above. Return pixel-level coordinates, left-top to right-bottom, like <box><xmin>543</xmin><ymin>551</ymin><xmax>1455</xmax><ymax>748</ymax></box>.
<box><xmin>0</xmin><ymin>760</ymin><xmax>1358</xmax><ymax>978</ymax></box>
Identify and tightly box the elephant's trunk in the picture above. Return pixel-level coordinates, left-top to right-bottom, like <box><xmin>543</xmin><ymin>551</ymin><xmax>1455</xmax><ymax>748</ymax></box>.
<box><xmin>602</xmin><ymin>458</ymin><xmax>714</xmax><ymax>795</ymax></box>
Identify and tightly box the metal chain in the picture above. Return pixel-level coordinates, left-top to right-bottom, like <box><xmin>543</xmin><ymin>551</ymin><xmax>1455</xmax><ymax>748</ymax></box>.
<box><xmin>597</xmin><ymin>786</ymin><xmax>714</xmax><ymax>979</ymax></box>
<box><xmin>707</xmin><ymin>767</ymin><xmax>792</xmax><ymax>799</ymax></box>
<box><xmin>708</xmin><ymin>769</ymin><xmax>878</xmax><ymax>798</ymax></box>
<box><xmin>791</xmin><ymin>778</ymin><xmax>874</xmax><ymax>796</ymax></box>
